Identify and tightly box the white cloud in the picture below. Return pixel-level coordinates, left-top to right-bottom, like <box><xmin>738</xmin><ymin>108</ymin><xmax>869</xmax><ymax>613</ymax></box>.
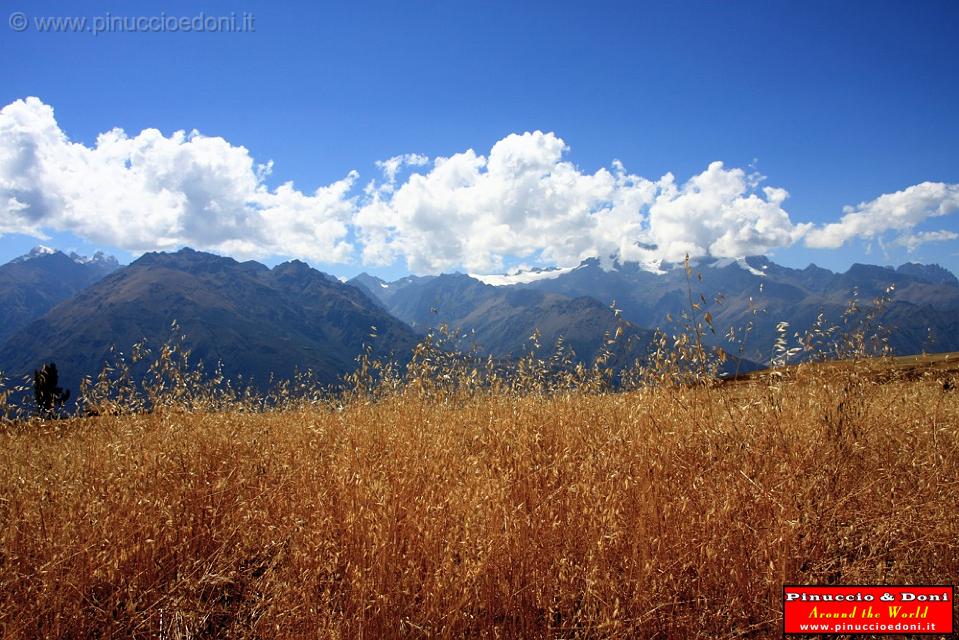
<box><xmin>805</xmin><ymin>182</ymin><xmax>959</xmax><ymax>249</ymax></box>
<box><xmin>374</xmin><ymin>153</ymin><xmax>428</xmax><ymax>186</ymax></box>
<box><xmin>354</xmin><ymin>134</ymin><xmax>811</xmax><ymax>272</ymax></box>
<box><xmin>892</xmin><ymin>230</ymin><xmax>959</xmax><ymax>252</ymax></box>
<box><xmin>639</xmin><ymin>162</ymin><xmax>810</xmax><ymax>263</ymax></box>
<box><xmin>354</xmin><ymin>132</ymin><xmax>624</xmax><ymax>272</ymax></box>
<box><xmin>0</xmin><ymin>97</ymin><xmax>356</xmax><ymax>263</ymax></box>
<box><xmin>3</xmin><ymin>98</ymin><xmax>958</xmax><ymax>274</ymax></box>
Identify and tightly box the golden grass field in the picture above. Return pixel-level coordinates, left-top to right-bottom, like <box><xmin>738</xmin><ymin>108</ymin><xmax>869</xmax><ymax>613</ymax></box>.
<box><xmin>1</xmin><ymin>352</ymin><xmax>957</xmax><ymax>638</ymax></box>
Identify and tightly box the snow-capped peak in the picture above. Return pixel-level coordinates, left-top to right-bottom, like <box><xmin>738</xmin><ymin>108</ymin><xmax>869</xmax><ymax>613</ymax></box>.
<box><xmin>709</xmin><ymin>256</ymin><xmax>767</xmax><ymax>277</ymax></box>
<box><xmin>639</xmin><ymin>259</ymin><xmax>666</xmax><ymax>275</ymax></box>
<box><xmin>68</xmin><ymin>250</ymin><xmax>117</xmax><ymax>266</ymax></box>
<box><xmin>736</xmin><ymin>257</ymin><xmax>767</xmax><ymax>277</ymax></box>
<box><xmin>11</xmin><ymin>245</ymin><xmax>59</xmax><ymax>263</ymax></box>
<box><xmin>9</xmin><ymin>246</ymin><xmax>119</xmax><ymax>268</ymax></box>
<box><xmin>470</xmin><ymin>264</ymin><xmax>575</xmax><ymax>286</ymax></box>
<box><xmin>67</xmin><ymin>251</ymin><xmax>108</xmax><ymax>264</ymax></box>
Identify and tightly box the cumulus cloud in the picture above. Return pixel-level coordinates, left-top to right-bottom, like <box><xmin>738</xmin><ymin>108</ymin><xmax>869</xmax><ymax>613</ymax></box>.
<box><xmin>354</xmin><ymin>132</ymin><xmax>811</xmax><ymax>272</ymax></box>
<box><xmin>805</xmin><ymin>182</ymin><xmax>959</xmax><ymax>249</ymax></box>
<box><xmin>2</xmin><ymin>98</ymin><xmax>958</xmax><ymax>273</ymax></box>
<box><xmin>356</xmin><ymin>131</ymin><xmax>629</xmax><ymax>272</ymax></box>
<box><xmin>638</xmin><ymin>163</ymin><xmax>810</xmax><ymax>263</ymax></box>
<box><xmin>357</xmin><ymin>138</ymin><xmax>959</xmax><ymax>273</ymax></box>
<box><xmin>0</xmin><ymin>97</ymin><xmax>356</xmax><ymax>263</ymax></box>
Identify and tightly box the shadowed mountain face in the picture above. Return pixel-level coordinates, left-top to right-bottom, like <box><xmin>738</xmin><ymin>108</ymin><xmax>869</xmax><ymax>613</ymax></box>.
<box><xmin>0</xmin><ymin>248</ymin><xmax>119</xmax><ymax>346</ymax></box>
<box><xmin>348</xmin><ymin>273</ymin><xmax>436</xmax><ymax>311</ymax></box>
<box><xmin>350</xmin><ymin>272</ymin><xmax>654</xmax><ymax>365</ymax></box>
<box><xmin>895</xmin><ymin>262</ymin><xmax>959</xmax><ymax>286</ymax></box>
<box><xmin>502</xmin><ymin>257</ymin><xmax>959</xmax><ymax>362</ymax></box>
<box><xmin>354</xmin><ymin>256</ymin><xmax>959</xmax><ymax>366</ymax></box>
<box><xmin>0</xmin><ymin>249</ymin><xmax>420</xmax><ymax>394</ymax></box>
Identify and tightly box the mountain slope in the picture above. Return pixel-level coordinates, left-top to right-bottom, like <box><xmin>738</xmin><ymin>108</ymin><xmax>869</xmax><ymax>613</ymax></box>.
<box><xmin>352</xmin><ymin>272</ymin><xmax>653</xmax><ymax>364</ymax></box>
<box><xmin>510</xmin><ymin>257</ymin><xmax>959</xmax><ymax>362</ymax></box>
<box><xmin>0</xmin><ymin>247</ymin><xmax>119</xmax><ymax>346</ymax></box>
<box><xmin>0</xmin><ymin>249</ymin><xmax>420</xmax><ymax>394</ymax></box>
<box><xmin>348</xmin><ymin>273</ymin><xmax>436</xmax><ymax>310</ymax></box>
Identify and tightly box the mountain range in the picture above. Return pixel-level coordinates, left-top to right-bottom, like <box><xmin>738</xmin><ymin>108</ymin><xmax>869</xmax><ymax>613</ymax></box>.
<box><xmin>0</xmin><ymin>246</ymin><xmax>119</xmax><ymax>346</ymax></box>
<box><xmin>490</xmin><ymin>256</ymin><xmax>959</xmax><ymax>361</ymax></box>
<box><xmin>348</xmin><ymin>256</ymin><xmax>959</xmax><ymax>368</ymax></box>
<box><xmin>349</xmin><ymin>272</ymin><xmax>652</xmax><ymax>364</ymax></box>
<box><xmin>0</xmin><ymin>249</ymin><xmax>418</xmax><ymax>396</ymax></box>
<box><xmin>2</xmin><ymin>246</ymin><xmax>958</xmax><ymax>398</ymax></box>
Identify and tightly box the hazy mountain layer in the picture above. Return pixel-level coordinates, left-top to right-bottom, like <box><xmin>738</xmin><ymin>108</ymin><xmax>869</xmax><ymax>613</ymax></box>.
<box><xmin>0</xmin><ymin>248</ymin><xmax>119</xmax><ymax>346</ymax></box>
<box><xmin>351</xmin><ymin>272</ymin><xmax>654</xmax><ymax>365</ymax></box>
<box><xmin>508</xmin><ymin>257</ymin><xmax>959</xmax><ymax>362</ymax></box>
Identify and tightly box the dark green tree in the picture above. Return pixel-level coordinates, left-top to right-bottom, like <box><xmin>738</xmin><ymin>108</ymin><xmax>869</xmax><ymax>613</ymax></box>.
<box><xmin>34</xmin><ymin>362</ymin><xmax>70</xmax><ymax>418</ymax></box>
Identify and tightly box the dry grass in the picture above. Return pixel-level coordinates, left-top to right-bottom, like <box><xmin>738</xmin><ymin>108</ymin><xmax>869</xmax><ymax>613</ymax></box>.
<box><xmin>725</xmin><ymin>351</ymin><xmax>959</xmax><ymax>385</ymax></box>
<box><xmin>1</xmin><ymin>360</ymin><xmax>957</xmax><ymax>638</ymax></box>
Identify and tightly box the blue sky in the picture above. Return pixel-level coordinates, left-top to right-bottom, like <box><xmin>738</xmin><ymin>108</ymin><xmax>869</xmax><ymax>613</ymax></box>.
<box><xmin>2</xmin><ymin>0</ymin><xmax>958</xmax><ymax>279</ymax></box>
